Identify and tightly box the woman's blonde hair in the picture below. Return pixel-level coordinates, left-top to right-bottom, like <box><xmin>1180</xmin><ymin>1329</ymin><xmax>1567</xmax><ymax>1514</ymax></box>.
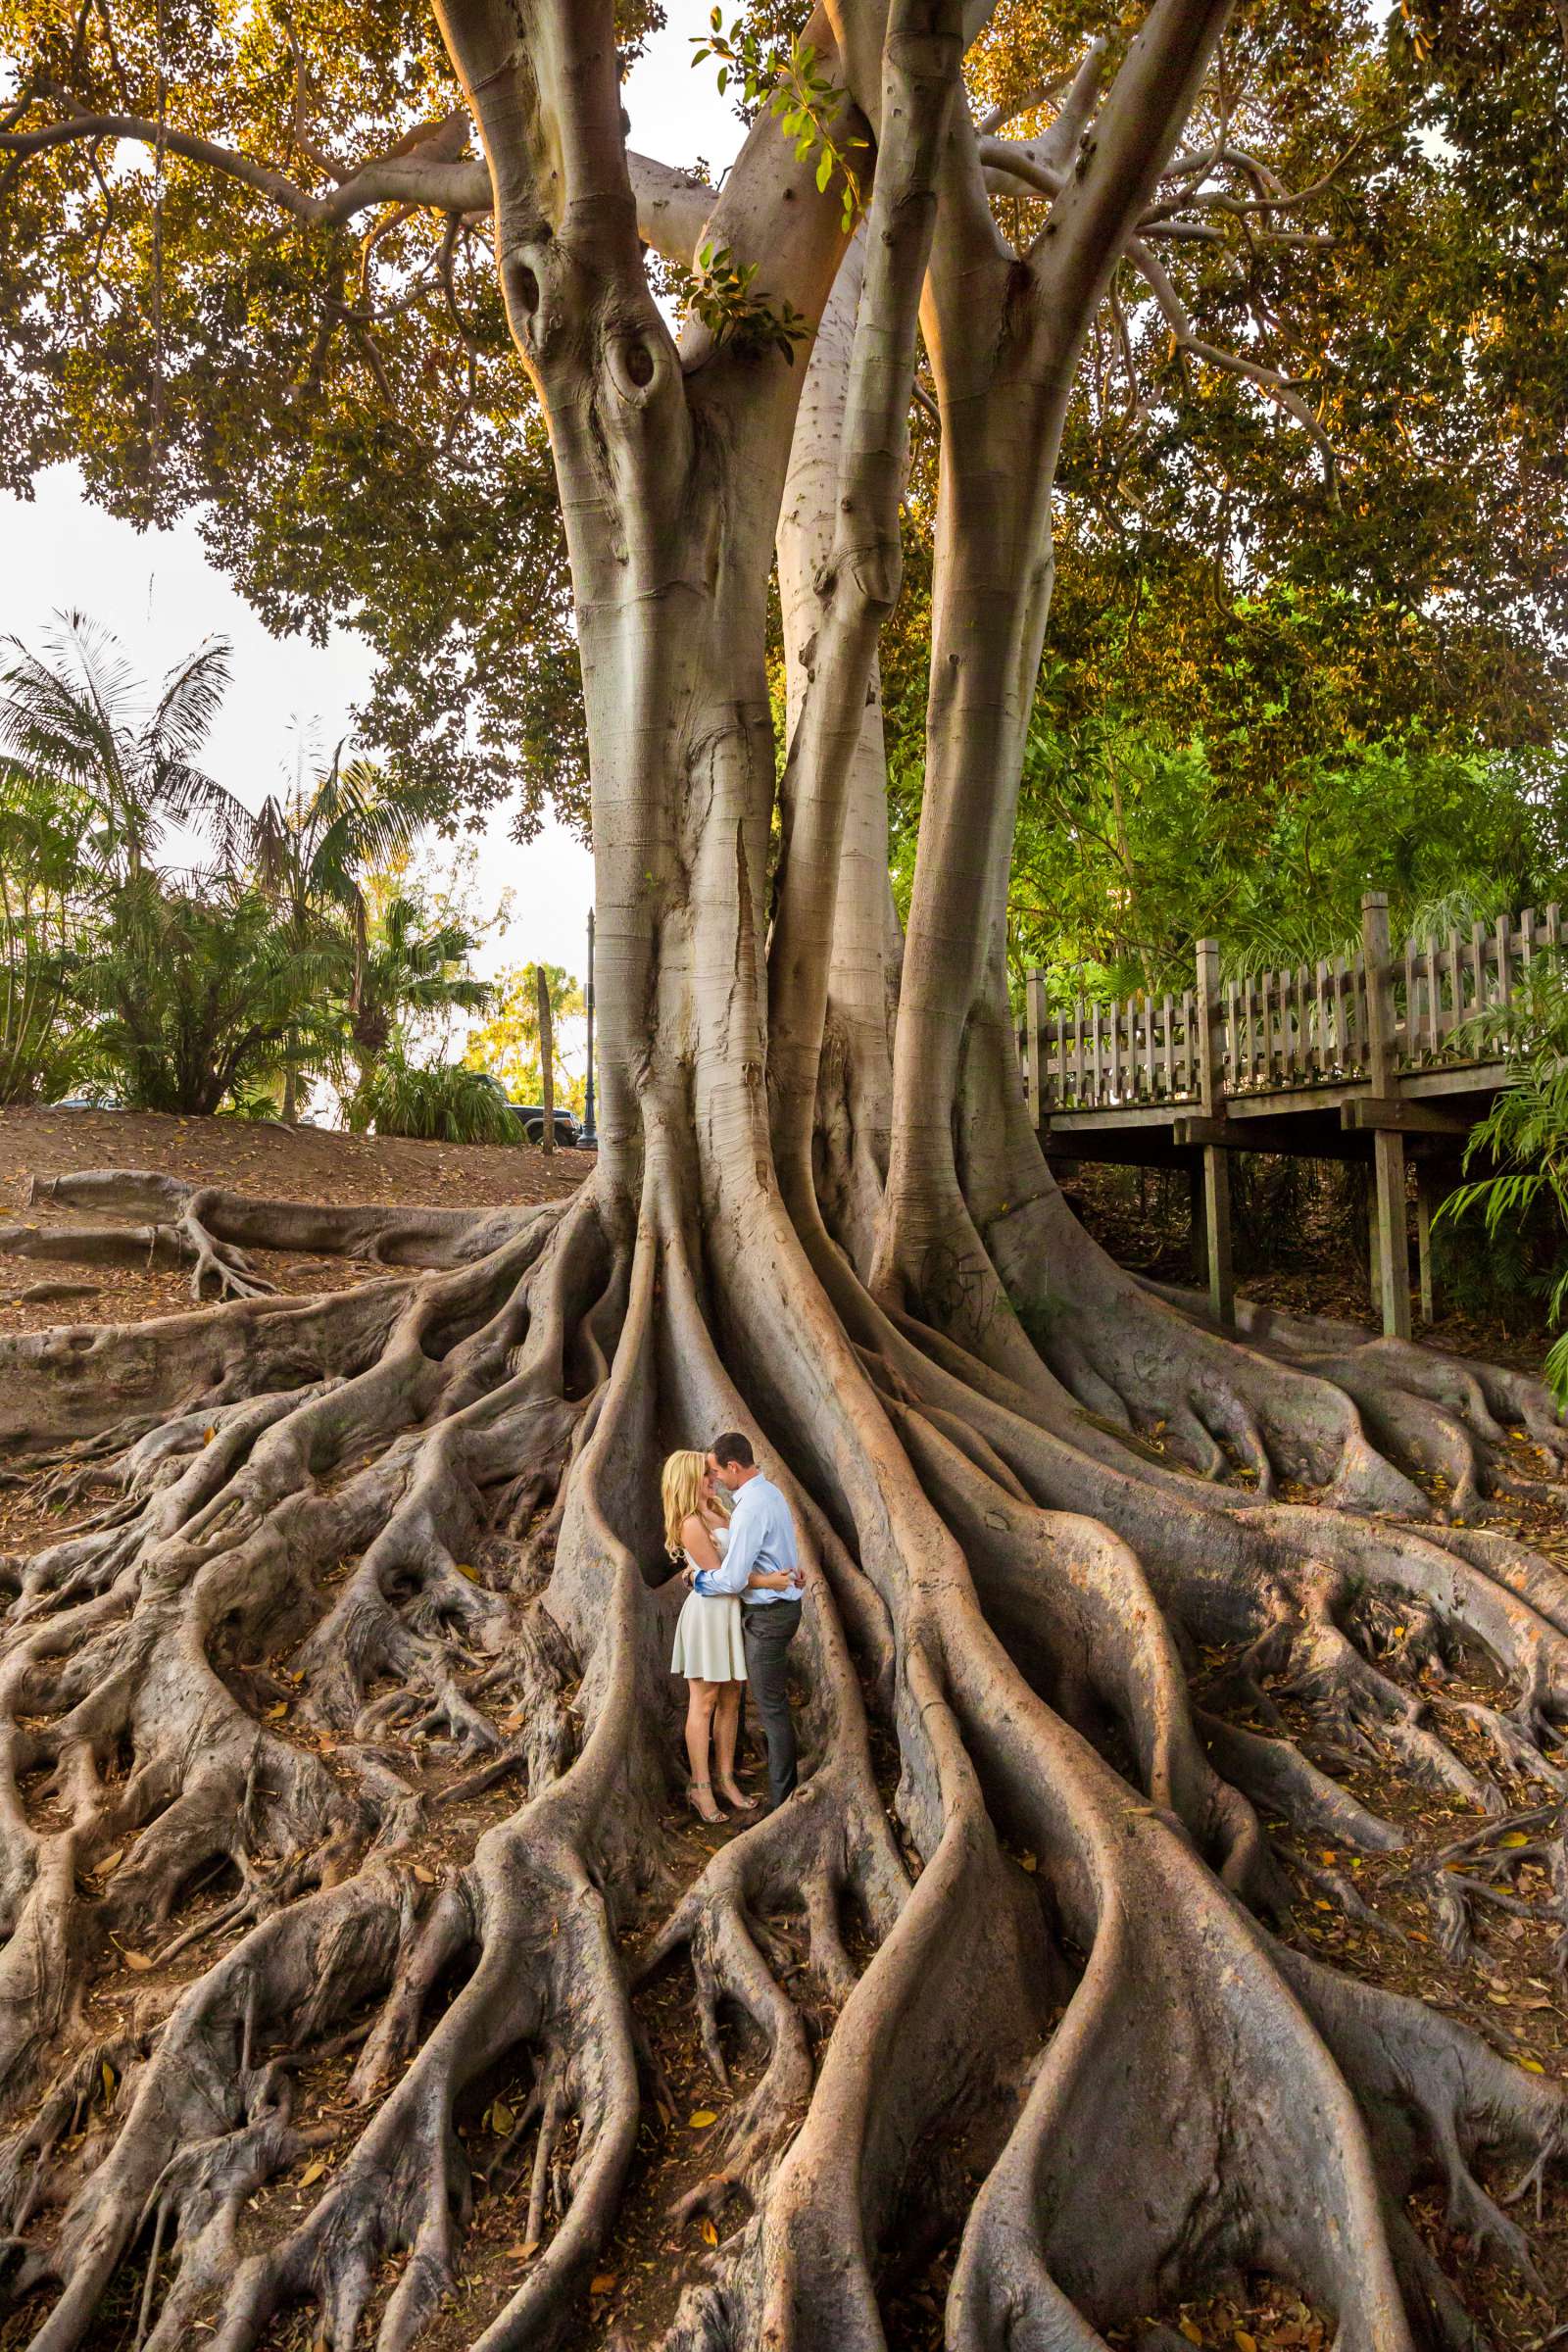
<box><xmin>662</xmin><ymin>1448</ymin><xmax>708</xmax><ymax>1560</ymax></box>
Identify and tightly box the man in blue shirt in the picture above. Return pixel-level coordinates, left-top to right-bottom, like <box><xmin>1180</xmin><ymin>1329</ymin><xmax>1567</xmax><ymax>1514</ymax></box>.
<box><xmin>692</xmin><ymin>1431</ymin><xmax>804</xmax><ymax>1807</ymax></box>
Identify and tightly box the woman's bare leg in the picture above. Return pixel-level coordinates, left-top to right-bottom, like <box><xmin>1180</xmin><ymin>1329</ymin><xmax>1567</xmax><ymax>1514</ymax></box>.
<box><xmin>684</xmin><ymin>1680</ymin><xmax>723</xmax><ymax>1819</ymax></box>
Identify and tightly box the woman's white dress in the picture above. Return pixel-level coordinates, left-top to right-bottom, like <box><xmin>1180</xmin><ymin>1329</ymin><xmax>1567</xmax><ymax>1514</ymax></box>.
<box><xmin>670</xmin><ymin>1526</ymin><xmax>747</xmax><ymax>1682</ymax></box>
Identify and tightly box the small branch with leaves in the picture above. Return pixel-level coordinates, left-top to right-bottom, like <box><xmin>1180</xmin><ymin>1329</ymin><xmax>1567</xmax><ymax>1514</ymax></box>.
<box><xmin>693</xmin><ymin>11</ymin><xmax>868</xmax><ymax>232</ymax></box>
<box><xmin>672</xmin><ymin>240</ymin><xmax>809</xmax><ymax>366</ymax></box>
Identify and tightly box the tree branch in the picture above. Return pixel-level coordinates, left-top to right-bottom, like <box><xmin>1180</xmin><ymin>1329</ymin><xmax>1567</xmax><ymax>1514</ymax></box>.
<box><xmin>0</xmin><ymin>97</ymin><xmax>492</xmax><ymax>224</ymax></box>
<box><xmin>1127</xmin><ymin>233</ymin><xmax>1339</xmax><ymax>496</ymax></box>
<box><xmin>1031</xmin><ymin>0</ymin><xmax>1233</xmax><ymax>323</ymax></box>
<box><xmin>769</xmin><ymin>0</ymin><xmax>963</xmax><ymax>1179</ymax></box>
<box><xmin>0</xmin><ymin>90</ymin><xmax>713</xmax><ymax>266</ymax></box>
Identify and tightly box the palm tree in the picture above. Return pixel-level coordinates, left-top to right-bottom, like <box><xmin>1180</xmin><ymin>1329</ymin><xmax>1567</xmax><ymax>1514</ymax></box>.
<box><xmin>0</xmin><ymin>612</ymin><xmax>252</xmax><ymax>886</ymax></box>
<box><xmin>250</xmin><ymin>746</ymin><xmax>448</xmax><ymax>1118</ymax></box>
<box><xmin>76</xmin><ymin>875</ymin><xmax>343</xmax><ymax>1116</ymax></box>
<box><xmin>344</xmin><ymin>893</ymin><xmax>491</xmax><ymax>1130</ymax></box>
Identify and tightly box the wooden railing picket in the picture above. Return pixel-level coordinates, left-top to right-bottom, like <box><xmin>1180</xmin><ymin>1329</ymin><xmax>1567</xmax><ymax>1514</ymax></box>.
<box><xmin>1361</xmin><ymin>891</ymin><xmax>1411</xmax><ymax>1339</ymax></box>
<box><xmin>1313</xmin><ymin>959</ymin><xmax>1329</xmax><ymax>1077</ymax></box>
<box><xmin>1196</xmin><ymin>936</ymin><xmax>1233</xmax><ymax>1325</ymax></box>
<box><xmin>1297</xmin><ymin>963</ymin><xmax>1309</xmax><ymax>1077</ymax></box>
<box><xmin>1025</xmin><ymin>970</ymin><xmax>1044</xmax><ymax>1122</ymax></box>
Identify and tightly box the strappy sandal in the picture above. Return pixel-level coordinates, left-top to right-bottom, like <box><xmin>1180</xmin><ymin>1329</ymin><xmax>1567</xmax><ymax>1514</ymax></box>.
<box><xmin>717</xmin><ymin>1781</ymin><xmax>759</xmax><ymax>1813</ymax></box>
<box><xmin>688</xmin><ymin>1780</ymin><xmax>725</xmax><ymax>1825</ymax></box>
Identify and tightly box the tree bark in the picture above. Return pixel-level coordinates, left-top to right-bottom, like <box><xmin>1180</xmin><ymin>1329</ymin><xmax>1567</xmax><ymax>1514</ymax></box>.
<box><xmin>775</xmin><ymin>232</ymin><xmax>906</xmax><ymax>1274</ymax></box>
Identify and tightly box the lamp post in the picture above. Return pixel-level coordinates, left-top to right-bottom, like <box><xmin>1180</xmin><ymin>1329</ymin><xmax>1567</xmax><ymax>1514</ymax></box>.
<box><xmin>582</xmin><ymin>906</ymin><xmax>596</xmax><ymax>1149</ymax></box>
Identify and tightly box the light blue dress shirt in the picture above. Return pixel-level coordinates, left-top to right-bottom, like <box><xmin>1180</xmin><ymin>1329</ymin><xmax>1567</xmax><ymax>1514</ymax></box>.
<box><xmin>694</xmin><ymin>1473</ymin><xmax>800</xmax><ymax>1603</ymax></box>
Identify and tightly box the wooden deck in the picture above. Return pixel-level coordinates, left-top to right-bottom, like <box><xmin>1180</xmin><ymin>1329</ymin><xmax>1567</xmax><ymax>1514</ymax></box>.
<box><xmin>1020</xmin><ymin>893</ymin><xmax>1551</xmax><ymax>1340</ymax></box>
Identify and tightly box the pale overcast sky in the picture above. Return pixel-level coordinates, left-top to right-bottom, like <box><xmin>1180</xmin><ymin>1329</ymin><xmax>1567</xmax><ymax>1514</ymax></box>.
<box><xmin>0</xmin><ymin>11</ymin><xmax>744</xmax><ymax>991</ymax></box>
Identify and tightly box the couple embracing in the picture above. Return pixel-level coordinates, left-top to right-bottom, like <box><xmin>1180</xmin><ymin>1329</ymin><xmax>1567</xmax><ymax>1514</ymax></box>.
<box><xmin>662</xmin><ymin>1433</ymin><xmax>804</xmax><ymax>1825</ymax></box>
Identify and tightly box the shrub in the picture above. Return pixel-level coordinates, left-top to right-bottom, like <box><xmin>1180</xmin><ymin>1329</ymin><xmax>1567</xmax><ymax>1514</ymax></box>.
<box><xmin>356</xmin><ymin>1056</ymin><xmax>518</xmax><ymax>1145</ymax></box>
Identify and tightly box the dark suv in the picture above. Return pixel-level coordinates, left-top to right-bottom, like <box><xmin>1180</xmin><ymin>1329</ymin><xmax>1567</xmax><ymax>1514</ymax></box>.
<box><xmin>512</xmin><ymin>1102</ymin><xmax>582</xmax><ymax>1149</ymax></box>
<box><xmin>469</xmin><ymin>1074</ymin><xmax>583</xmax><ymax>1148</ymax></box>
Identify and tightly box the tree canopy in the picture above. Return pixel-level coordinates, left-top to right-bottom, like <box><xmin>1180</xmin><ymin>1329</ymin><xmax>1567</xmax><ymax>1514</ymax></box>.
<box><xmin>6</xmin><ymin>1</ymin><xmax>1567</xmax><ymax>870</ymax></box>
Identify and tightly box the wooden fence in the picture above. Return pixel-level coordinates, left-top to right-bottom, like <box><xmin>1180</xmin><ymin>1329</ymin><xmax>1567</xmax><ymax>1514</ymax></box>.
<box><xmin>1023</xmin><ymin>899</ymin><xmax>1557</xmax><ymax>1115</ymax></box>
<box><xmin>1018</xmin><ymin>892</ymin><xmax>1553</xmax><ymax>1342</ymax></box>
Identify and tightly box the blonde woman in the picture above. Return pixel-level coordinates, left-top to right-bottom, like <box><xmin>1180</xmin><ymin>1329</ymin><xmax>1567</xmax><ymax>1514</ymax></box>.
<box><xmin>663</xmin><ymin>1448</ymin><xmax>757</xmax><ymax>1823</ymax></box>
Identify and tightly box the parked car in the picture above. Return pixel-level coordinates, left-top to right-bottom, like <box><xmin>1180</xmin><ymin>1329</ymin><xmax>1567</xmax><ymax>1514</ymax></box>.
<box><xmin>512</xmin><ymin>1102</ymin><xmax>582</xmax><ymax>1149</ymax></box>
<box><xmin>468</xmin><ymin>1073</ymin><xmax>584</xmax><ymax>1148</ymax></box>
<box><xmin>50</xmin><ymin>1091</ymin><xmax>122</xmax><ymax>1109</ymax></box>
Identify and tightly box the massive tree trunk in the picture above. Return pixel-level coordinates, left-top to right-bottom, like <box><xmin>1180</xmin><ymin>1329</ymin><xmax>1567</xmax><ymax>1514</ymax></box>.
<box><xmin>0</xmin><ymin>5</ymin><xmax>1565</xmax><ymax>2351</ymax></box>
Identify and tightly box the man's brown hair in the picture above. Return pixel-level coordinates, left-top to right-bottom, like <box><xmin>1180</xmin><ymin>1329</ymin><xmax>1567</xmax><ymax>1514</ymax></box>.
<box><xmin>710</xmin><ymin>1431</ymin><xmax>755</xmax><ymax>1470</ymax></box>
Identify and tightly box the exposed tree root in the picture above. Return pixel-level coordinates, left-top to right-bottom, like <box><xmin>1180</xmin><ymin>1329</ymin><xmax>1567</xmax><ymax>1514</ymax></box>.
<box><xmin>906</xmin><ymin>1167</ymin><xmax>1564</xmax><ymax>1529</ymax></box>
<box><xmin>1152</xmin><ymin>1280</ymin><xmax>1568</xmax><ymax>1512</ymax></box>
<box><xmin>24</xmin><ymin>1169</ymin><xmax>542</xmax><ymax>1276</ymax></box>
<box><xmin>0</xmin><ymin>1154</ymin><xmax>1563</xmax><ymax>2352</ymax></box>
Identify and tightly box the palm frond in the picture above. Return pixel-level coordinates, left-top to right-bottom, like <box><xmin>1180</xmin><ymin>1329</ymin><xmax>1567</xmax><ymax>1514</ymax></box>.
<box><xmin>145</xmin><ymin>637</ymin><xmax>233</xmax><ymax>766</ymax></box>
<box><xmin>157</xmin><ymin>758</ymin><xmax>258</xmax><ymax>869</ymax></box>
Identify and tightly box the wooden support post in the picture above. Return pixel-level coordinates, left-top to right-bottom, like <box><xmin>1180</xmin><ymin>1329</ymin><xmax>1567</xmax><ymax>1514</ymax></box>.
<box><xmin>1367</xmin><ymin>1171</ymin><xmax>1380</xmax><ymax>1308</ymax></box>
<box><xmin>1025</xmin><ymin>970</ymin><xmax>1044</xmax><ymax>1128</ymax></box>
<box><xmin>1361</xmin><ymin>892</ymin><xmax>1411</xmax><ymax>1339</ymax></box>
<box><xmin>1414</xmin><ymin>1161</ymin><xmax>1440</xmax><ymax>1326</ymax></box>
<box><xmin>1188</xmin><ymin>1156</ymin><xmax>1207</xmax><ymax>1287</ymax></box>
<box><xmin>1195</xmin><ymin>937</ymin><xmax>1234</xmax><ymax>1326</ymax></box>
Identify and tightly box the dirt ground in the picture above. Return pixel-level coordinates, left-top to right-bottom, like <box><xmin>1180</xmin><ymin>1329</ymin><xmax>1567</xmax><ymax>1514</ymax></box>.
<box><xmin>0</xmin><ymin>1112</ymin><xmax>1563</xmax><ymax>2351</ymax></box>
<box><xmin>0</xmin><ymin>1105</ymin><xmax>593</xmax><ymax>1340</ymax></box>
<box><xmin>1066</xmin><ymin>1157</ymin><xmax>1553</xmax><ymax>1380</ymax></box>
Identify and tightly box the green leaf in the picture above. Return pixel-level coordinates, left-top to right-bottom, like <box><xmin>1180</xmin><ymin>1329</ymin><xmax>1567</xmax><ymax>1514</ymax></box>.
<box><xmin>816</xmin><ymin>151</ymin><xmax>832</xmax><ymax>192</ymax></box>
